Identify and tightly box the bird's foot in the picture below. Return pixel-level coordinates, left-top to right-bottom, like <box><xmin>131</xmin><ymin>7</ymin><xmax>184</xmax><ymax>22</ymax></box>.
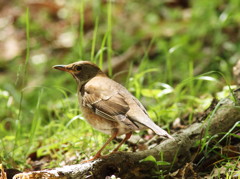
<box><xmin>80</xmin><ymin>158</ymin><xmax>96</xmax><ymax>164</ymax></box>
<box><xmin>110</xmin><ymin>150</ymin><xmax>120</xmax><ymax>155</ymax></box>
<box><xmin>80</xmin><ymin>153</ymin><xmax>114</xmax><ymax>163</ymax></box>
<box><xmin>80</xmin><ymin>153</ymin><xmax>102</xmax><ymax>163</ymax></box>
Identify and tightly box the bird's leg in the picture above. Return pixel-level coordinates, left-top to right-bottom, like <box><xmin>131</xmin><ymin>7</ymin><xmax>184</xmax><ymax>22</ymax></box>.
<box><xmin>111</xmin><ymin>132</ymin><xmax>132</xmax><ymax>153</ymax></box>
<box><xmin>93</xmin><ymin>129</ymin><xmax>118</xmax><ymax>158</ymax></box>
<box><xmin>81</xmin><ymin>129</ymin><xmax>118</xmax><ymax>163</ymax></box>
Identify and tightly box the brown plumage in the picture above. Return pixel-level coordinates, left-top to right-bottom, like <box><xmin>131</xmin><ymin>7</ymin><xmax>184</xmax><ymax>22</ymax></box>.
<box><xmin>53</xmin><ymin>61</ymin><xmax>173</xmax><ymax>161</ymax></box>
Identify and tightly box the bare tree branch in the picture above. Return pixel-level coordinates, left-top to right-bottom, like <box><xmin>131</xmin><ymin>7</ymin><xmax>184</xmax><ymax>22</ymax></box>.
<box><xmin>13</xmin><ymin>90</ymin><xmax>240</xmax><ymax>179</ymax></box>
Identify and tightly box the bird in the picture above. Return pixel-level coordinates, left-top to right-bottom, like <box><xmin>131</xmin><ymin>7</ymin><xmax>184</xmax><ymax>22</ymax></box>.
<box><xmin>53</xmin><ymin>61</ymin><xmax>173</xmax><ymax>161</ymax></box>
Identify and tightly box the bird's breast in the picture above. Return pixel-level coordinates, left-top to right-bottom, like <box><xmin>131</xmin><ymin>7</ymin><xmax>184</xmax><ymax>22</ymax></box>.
<box><xmin>80</xmin><ymin>104</ymin><xmax>130</xmax><ymax>135</ymax></box>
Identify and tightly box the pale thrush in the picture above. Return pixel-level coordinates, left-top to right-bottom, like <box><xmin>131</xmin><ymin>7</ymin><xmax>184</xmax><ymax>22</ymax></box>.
<box><xmin>53</xmin><ymin>61</ymin><xmax>173</xmax><ymax>161</ymax></box>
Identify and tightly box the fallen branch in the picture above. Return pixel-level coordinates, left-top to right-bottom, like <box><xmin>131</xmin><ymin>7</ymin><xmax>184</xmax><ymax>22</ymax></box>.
<box><xmin>13</xmin><ymin>90</ymin><xmax>240</xmax><ymax>179</ymax></box>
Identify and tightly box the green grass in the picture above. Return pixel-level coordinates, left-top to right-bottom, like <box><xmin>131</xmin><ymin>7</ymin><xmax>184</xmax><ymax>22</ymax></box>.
<box><xmin>0</xmin><ymin>0</ymin><xmax>240</xmax><ymax>177</ymax></box>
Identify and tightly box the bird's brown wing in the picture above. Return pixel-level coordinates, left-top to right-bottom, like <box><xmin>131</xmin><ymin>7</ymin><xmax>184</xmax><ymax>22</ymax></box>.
<box><xmin>82</xmin><ymin>83</ymin><xmax>140</xmax><ymax>130</ymax></box>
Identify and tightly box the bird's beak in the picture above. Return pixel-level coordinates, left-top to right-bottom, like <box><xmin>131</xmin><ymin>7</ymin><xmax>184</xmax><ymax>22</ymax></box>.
<box><xmin>53</xmin><ymin>65</ymin><xmax>71</xmax><ymax>72</ymax></box>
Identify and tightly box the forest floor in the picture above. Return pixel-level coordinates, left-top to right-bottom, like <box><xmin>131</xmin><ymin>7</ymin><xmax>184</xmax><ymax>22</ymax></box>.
<box><xmin>0</xmin><ymin>0</ymin><xmax>240</xmax><ymax>178</ymax></box>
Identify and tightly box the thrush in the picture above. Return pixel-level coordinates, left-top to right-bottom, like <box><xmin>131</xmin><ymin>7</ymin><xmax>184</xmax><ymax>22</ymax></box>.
<box><xmin>53</xmin><ymin>61</ymin><xmax>173</xmax><ymax>161</ymax></box>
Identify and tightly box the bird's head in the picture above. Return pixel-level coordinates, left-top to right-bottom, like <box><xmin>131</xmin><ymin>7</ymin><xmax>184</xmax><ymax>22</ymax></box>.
<box><xmin>53</xmin><ymin>61</ymin><xmax>104</xmax><ymax>86</ymax></box>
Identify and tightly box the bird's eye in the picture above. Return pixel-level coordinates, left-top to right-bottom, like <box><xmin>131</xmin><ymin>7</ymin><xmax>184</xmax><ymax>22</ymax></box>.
<box><xmin>76</xmin><ymin>66</ymin><xmax>82</xmax><ymax>71</ymax></box>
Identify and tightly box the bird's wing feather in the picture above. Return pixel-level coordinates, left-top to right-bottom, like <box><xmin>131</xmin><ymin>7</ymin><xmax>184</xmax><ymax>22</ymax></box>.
<box><xmin>82</xmin><ymin>82</ymin><xmax>139</xmax><ymax>129</ymax></box>
<box><xmin>119</xmin><ymin>91</ymin><xmax>174</xmax><ymax>139</ymax></box>
<box><xmin>82</xmin><ymin>77</ymin><xmax>173</xmax><ymax>138</ymax></box>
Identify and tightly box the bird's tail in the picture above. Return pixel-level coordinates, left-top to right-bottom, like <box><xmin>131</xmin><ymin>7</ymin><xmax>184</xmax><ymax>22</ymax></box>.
<box><xmin>148</xmin><ymin>121</ymin><xmax>174</xmax><ymax>139</ymax></box>
<box><xmin>153</xmin><ymin>126</ymin><xmax>174</xmax><ymax>139</ymax></box>
<box><xmin>134</xmin><ymin>114</ymin><xmax>174</xmax><ymax>139</ymax></box>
